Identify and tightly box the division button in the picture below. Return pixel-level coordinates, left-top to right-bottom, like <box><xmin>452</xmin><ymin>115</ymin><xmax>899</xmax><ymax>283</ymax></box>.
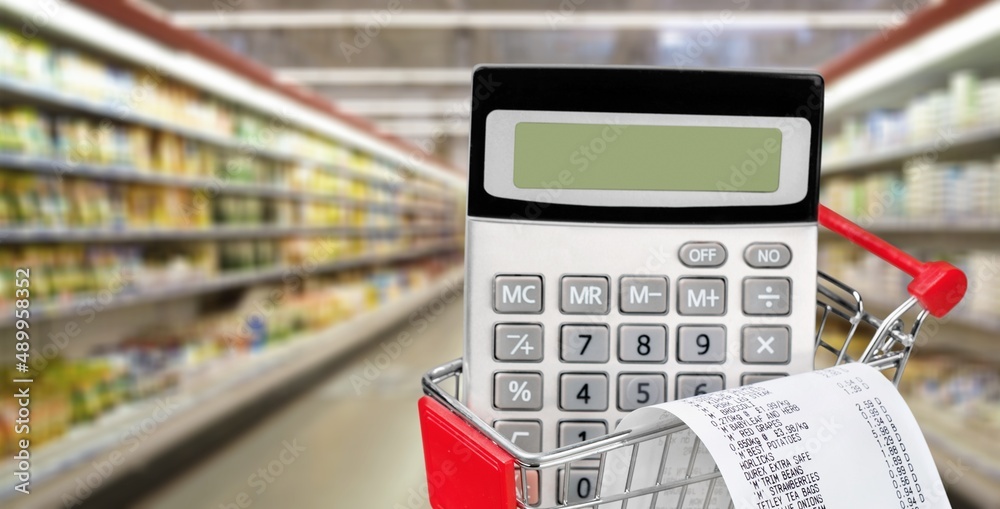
<box><xmin>494</xmin><ymin>275</ymin><xmax>543</xmax><ymax>313</ymax></box>
<box><xmin>677</xmin><ymin>278</ymin><xmax>726</xmax><ymax>315</ymax></box>
<box><xmin>676</xmin><ymin>374</ymin><xmax>725</xmax><ymax>399</ymax></box>
<box><xmin>619</xmin><ymin>276</ymin><xmax>668</xmax><ymax>313</ymax></box>
<box><xmin>494</xmin><ymin>372</ymin><xmax>543</xmax><ymax>411</ymax></box>
<box><xmin>494</xmin><ymin>420</ymin><xmax>542</xmax><ymax>453</ymax></box>
<box><xmin>742</xmin><ymin>326</ymin><xmax>791</xmax><ymax>364</ymax></box>
<box><xmin>744</xmin><ymin>243</ymin><xmax>792</xmax><ymax>268</ymax></box>
<box><xmin>742</xmin><ymin>278</ymin><xmax>791</xmax><ymax>315</ymax></box>
<box><xmin>494</xmin><ymin>324</ymin><xmax>544</xmax><ymax>362</ymax></box>
<box><xmin>561</xmin><ymin>276</ymin><xmax>610</xmax><ymax>314</ymax></box>
<box><xmin>679</xmin><ymin>242</ymin><xmax>727</xmax><ymax>267</ymax></box>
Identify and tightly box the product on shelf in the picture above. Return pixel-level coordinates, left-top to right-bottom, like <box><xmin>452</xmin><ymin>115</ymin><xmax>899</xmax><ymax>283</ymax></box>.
<box><xmin>0</xmin><ymin>260</ymin><xmax>448</xmax><ymax>456</ymax></box>
<box><xmin>824</xmin><ymin>69</ymin><xmax>1000</xmax><ymax>164</ymax></box>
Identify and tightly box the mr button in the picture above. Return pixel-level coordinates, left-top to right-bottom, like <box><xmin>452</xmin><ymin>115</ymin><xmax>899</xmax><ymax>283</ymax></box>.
<box><xmin>561</xmin><ymin>276</ymin><xmax>610</xmax><ymax>314</ymax></box>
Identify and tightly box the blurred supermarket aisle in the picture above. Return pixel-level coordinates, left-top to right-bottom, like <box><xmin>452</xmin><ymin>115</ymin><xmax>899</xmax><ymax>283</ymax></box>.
<box><xmin>134</xmin><ymin>298</ymin><xmax>464</xmax><ymax>509</ymax></box>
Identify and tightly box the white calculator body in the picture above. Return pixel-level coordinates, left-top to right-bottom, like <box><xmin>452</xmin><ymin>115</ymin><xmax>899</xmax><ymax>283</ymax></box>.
<box><xmin>462</xmin><ymin>66</ymin><xmax>823</xmax><ymax>505</ymax></box>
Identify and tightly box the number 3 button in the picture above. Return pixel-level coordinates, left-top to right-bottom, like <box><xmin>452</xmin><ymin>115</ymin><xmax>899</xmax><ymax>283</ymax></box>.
<box><xmin>618</xmin><ymin>325</ymin><xmax>666</xmax><ymax>362</ymax></box>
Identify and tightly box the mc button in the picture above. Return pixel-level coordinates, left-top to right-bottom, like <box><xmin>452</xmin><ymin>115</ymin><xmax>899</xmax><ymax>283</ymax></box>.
<box><xmin>494</xmin><ymin>275</ymin><xmax>543</xmax><ymax>313</ymax></box>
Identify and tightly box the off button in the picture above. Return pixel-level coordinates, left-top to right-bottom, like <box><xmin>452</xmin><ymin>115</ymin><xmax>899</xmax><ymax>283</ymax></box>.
<box><xmin>679</xmin><ymin>242</ymin><xmax>727</xmax><ymax>268</ymax></box>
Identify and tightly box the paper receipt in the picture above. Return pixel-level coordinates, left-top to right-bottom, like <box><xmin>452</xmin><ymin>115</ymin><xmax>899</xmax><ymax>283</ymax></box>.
<box><xmin>598</xmin><ymin>363</ymin><xmax>950</xmax><ymax>509</ymax></box>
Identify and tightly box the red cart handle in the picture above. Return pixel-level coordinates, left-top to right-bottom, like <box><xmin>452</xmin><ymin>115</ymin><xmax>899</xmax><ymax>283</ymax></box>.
<box><xmin>818</xmin><ymin>204</ymin><xmax>967</xmax><ymax>318</ymax></box>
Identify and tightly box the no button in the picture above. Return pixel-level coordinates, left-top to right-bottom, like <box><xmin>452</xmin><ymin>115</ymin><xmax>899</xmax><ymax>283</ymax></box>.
<box><xmin>679</xmin><ymin>242</ymin><xmax>727</xmax><ymax>268</ymax></box>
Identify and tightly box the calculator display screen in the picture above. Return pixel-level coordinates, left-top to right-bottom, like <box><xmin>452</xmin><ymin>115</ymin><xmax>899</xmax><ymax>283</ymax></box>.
<box><xmin>512</xmin><ymin>123</ymin><xmax>782</xmax><ymax>192</ymax></box>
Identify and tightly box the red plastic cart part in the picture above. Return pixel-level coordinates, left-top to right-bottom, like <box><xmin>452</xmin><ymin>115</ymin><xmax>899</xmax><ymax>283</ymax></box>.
<box><xmin>418</xmin><ymin>396</ymin><xmax>517</xmax><ymax>509</ymax></box>
<box><xmin>818</xmin><ymin>204</ymin><xmax>967</xmax><ymax>317</ymax></box>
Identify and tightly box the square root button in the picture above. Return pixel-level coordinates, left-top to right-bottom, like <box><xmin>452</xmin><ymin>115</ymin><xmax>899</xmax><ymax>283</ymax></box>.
<box><xmin>561</xmin><ymin>276</ymin><xmax>609</xmax><ymax>314</ymax></box>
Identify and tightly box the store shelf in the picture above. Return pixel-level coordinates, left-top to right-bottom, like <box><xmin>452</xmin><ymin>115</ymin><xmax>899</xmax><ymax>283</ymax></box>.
<box><xmin>0</xmin><ymin>223</ymin><xmax>456</xmax><ymax>243</ymax></box>
<box><xmin>820</xmin><ymin>218</ymin><xmax>1000</xmax><ymax>236</ymax></box>
<box><xmin>907</xmin><ymin>399</ymin><xmax>1000</xmax><ymax>509</ymax></box>
<box><xmin>0</xmin><ymin>153</ymin><xmax>452</xmax><ymax>215</ymax></box>
<box><xmin>0</xmin><ymin>76</ymin><xmax>457</xmax><ymax>200</ymax></box>
<box><xmin>822</xmin><ymin>122</ymin><xmax>1000</xmax><ymax>175</ymax></box>
<box><xmin>0</xmin><ymin>242</ymin><xmax>459</xmax><ymax>327</ymax></box>
<box><xmin>0</xmin><ymin>267</ymin><xmax>464</xmax><ymax>509</ymax></box>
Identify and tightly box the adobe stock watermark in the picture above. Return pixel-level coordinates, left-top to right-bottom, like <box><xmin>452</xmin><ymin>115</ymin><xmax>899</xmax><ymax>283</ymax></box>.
<box><xmin>339</xmin><ymin>0</ymin><xmax>413</xmax><ymax>62</ymax></box>
<box><xmin>350</xmin><ymin>275</ymin><xmax>464</xmax><ymax>394</ymax></box>
<box><xmin>60</xmin><ymin>397</ymin><xmax>182</xmax><ymax>507</ymax></box>
<box><xmin>880</xmin><ymin>0</ymin><xmax>934</xmax><ymax>40</ymax></box>
<box><xmin>217</xmin><ymin>439</ymin><xmax>307</xmax><ymax>509</ymax></box>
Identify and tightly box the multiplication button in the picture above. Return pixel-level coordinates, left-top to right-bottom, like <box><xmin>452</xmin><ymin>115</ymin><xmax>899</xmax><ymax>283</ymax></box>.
<box><xmin>494</xmin><ymin>372</ymin><xmax>543</xmax><ymax>410</ymax></box>
<box><xmin>494</xmin><ymin>324</ymin><xmax>543</xmax><ymax>362</ymax></box>
<box><xmin>494</xmin><ymin>275</ymin><xmax>543</xmax><ymax>313</ymax></box>
<box><xmin>619</xmin><ymin>276</ymin><xmax>668</xmax><ymax>313</ymax></box>
<box><xmin>742</xmin><ymin>326</ymin><xmax>791</xmax><ymax>364</ymax></box>
<box><xmin>677</xmin><ymin>278</ymin><xmax>726</xmax><ymax>315</ymax></box>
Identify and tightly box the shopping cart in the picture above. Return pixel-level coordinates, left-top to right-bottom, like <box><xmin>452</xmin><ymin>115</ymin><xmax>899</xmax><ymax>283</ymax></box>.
<box><xmin>418</xmin><ymin>204</ymin><xmax>968</xmax><ymax>509</ymax></box>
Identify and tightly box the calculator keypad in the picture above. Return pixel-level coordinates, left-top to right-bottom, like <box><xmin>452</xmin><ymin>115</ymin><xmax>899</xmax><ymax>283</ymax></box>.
<box><xmin>469</xmin><ymin>221</ymin><xmax>816</xmax><ymax>507</ymax></box>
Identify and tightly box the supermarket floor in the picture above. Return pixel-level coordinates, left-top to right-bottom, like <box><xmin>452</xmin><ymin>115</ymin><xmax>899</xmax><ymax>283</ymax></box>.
<box><xmin>134</xmin><ymin>299</ymin><xmax>464</xmax><ymax>509</ymax></box>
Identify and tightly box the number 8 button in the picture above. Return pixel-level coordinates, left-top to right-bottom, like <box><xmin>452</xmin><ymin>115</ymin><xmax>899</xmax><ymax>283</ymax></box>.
<box><xmin>618</xmin><ymin>325</ymin><xmax>666</xmax><ymax>362</ymax></box>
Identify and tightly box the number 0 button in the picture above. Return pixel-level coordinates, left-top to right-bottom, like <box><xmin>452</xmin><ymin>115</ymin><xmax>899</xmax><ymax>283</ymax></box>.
<box><xmin>560</xmin><ymin>374</ymin><xmax>608</xmax><ymax>411</ymax></box>
<box><xmin>618</xmin><ymin>374</ymin><xmax>665</xmax><ymax>411</ymax></box>
<box><xmin>618</xmin><ymin>325</ymin><xmax>666</xmax><ymax>362</ymax></box>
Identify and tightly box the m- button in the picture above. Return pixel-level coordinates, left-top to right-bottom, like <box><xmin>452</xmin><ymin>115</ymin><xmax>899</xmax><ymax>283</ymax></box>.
<box><xmin>680</xmin><ymin>242</ymin><xmax>727</xmax><ymax>268</ymax></box>
<box><xmin>619</xmin><ymin>277</ymin><xmax>668</xmax><ymax>314</ymax></box>
<box><xmin>494</xmin><ymin>275</ymin><xmax>543</xmax><ymax>313</ymax></box>
<box><xmin>561</xmin><ymin>276</ymin><xmax>610</xmax><ymax>314</ymax></box>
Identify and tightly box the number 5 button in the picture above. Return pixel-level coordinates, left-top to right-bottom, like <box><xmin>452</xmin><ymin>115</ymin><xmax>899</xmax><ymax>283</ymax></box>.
<box><xmin>618</xmin><ymin>374</ymin><xmax>665</xmax><ymax>411</ymax></box>
<box><xmin>618</xmin><ymin>325</ymin><xmax>666</xmax><ymax>362</ymax></box>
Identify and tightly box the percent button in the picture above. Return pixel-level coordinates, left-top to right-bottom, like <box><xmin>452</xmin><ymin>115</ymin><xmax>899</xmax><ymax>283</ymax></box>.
<box><xmin>494</xmin><ymin>372</ymin><xmax>543</xmax><ymax>410</ymax></box>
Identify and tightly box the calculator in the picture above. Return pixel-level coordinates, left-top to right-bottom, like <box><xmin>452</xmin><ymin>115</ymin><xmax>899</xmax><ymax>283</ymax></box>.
<box><xmin>462</xmin><ymin>66</ymin><xmax>823</xmax><ymax>504</ymax></box>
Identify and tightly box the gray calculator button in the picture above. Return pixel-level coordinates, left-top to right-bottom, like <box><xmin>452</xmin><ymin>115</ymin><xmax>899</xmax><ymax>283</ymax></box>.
<box><xmin>679</xmin><ymin>242</ymin><xmax>727</xmax><ymax>267</ymax></box>
<box><xmin>677</xmin><ymin>326</ymin><xmax>726</xmax><ymax>363</ymax></box>
<box><xmin>494</xmin><ymin>276</ymin><xmax>543</xmax><ymax>313</ymax></box>
<box><xmin>742</xmin><ymin>326</ymin><xmax>791</xmax><ymax>364</ymax></box>
<box><xmin>676</xmin><ymin>375</ymin><xmax>725</xmax><ymax>399</ymax></box>
<box><xmin>618</xmin><ymin>324</ymin><xmax>667</xmax><ymax>363</ymax></box>
<box><xmin>494</xmin><ymin>420</ymin><xmax>542</xmax><ymax>453</ymax></box>
<box><xmin>494</xmin><ymin>372</ymin><xmax>543</xmax><ymax>410</ymax></box>
<box><xmin>560</xmin><ymin>374</ymin><xmax>608</xmax><ymax>411</ymax></box>
<box><xmin>619</xmin><ymin>276</ymin><xmax>668</xmax><ymax>313</ymax></box>
<box><xmin>742</xmin><ymin>373</ymin><xmax>788</xmax><ymax>385</ymax></box>
<box><xmin>745</xmin><ymin>243</ymin><xmax>792</xmax><ymax>268</ymax></box>
<box><xmin>677</xmin><ymin>278</ymin><xmax>726</xmax><ymax>315</ymax></box>
<box><xmin>559</xmin><ymin>421</ymin><xmax>608</xmax><ymax>448</ymax></box>
<box><xmin>561</xmin><ymin>325</ymin><xmax>610</xmax><ymax>363</ymax></box>
<box><xmin>561</xmin><ymin>276</ymin><xmax>609</xmax><ymax>314</ymax></box>
<box><xmin>495</xmin><ymin>324</ymin><xmax>543</xmax><ymax>362</ymax></box>
<box><xmin>743</xmin><ymin>278</ymin><xmax>791</xmax><ymax>315</ymax></box>
<box><xmin>618</xmin><ymin>373</ymin><xmax>666</xmax><ymax>411</ymax></box>
<box><xmin>561</xmin><ymin>468</ymin><xmax>599</xmax><ymax>503</ymax></box>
